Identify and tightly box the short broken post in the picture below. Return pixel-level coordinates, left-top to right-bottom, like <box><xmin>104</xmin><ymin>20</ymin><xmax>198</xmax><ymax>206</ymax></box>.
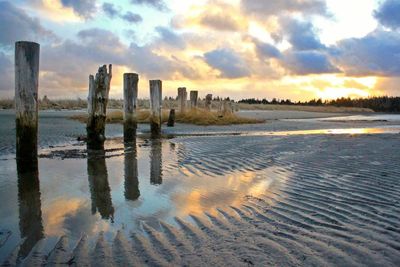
<box><xmin>205</xmin><ymin>94</ymin><xmax>212</xmax><ymax>111</ymax></box>
<box><xmin>15</xmin><ymin>41</ymin><xmax>40</xmax><ymax>162</ymax></box>
<box><xmin>150</xmin><ymin>80</ymin><xmax>162</xmax><ymax>136</ymax></box>
<box><xmin>190</xmin><ymin>90</ymin><xmax>198</xmax><ymax>109</ymax></box>
<box><xmin>87</xmin><ymin>64</ymin><xmax>112</xmax><ymax>150</ymax></box>
<box><xmin>167</xmin><ymin>109</ymin><xmax>175</xmax><ymax>127</ymax></box>
<box><xmin>223</xmin><ymin>100</ymin><xmax>233</xmax><ymax>115</ymax></box>
<box><xmin>123</xmin><ymin>73</ymin><xmax>139</xmax><ymax>142</ymax></box>
<box><xmin>178</xmin><ymin>87</ymin><xmax>187</xmax><ymax>113</ymax></box>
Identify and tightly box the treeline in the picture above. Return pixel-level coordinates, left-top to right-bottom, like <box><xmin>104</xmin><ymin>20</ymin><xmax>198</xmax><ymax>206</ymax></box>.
<box><xmin>238</xmin><ymin>96</ymin><xmax>400</xmax><ymax>112</ymax></box>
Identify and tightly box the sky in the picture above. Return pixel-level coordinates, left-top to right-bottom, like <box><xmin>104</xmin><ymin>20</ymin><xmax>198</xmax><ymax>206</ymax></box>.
<box><xmin>0</xmin><ymin>0</ymin><xmax>399</xmax><ymax>100</ymax></box>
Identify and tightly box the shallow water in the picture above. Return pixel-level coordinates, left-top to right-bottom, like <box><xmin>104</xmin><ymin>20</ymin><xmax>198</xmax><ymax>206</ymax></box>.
<box><xmin>1</xmin><ymin>110</ymin><xmax>400</xmax><ymax>265</ymax></box>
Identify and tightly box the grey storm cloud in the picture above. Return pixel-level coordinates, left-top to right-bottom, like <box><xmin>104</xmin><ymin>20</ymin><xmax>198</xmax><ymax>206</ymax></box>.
<box><xmin>155</xmin><ymin>27</ymin><xmax>186</xmax><ymax>49</ymax></box>
<box><xmin>279</xmin><ymin>18</ymin><xmax>325</xmax><ymax>51</ymax></box>
<box><xmin>60</xmin><ymin>0</ymin><xmax>97</xmax><ymax>19</ymax></box>
<box><xmin>332</xmin><ymin>30</ymin><xmax>400</xmax><ymax>77</ymax></box>
<box><xmin>241</xmin><ymin>0</ymin><xmax>328</xmax><ymax>17</ymax></box>
<box><xmin>374</xmin><ymin>0</ymin><xmax>400</xmax><ymax>30</ymax></box>
<box><xmin>102</xmin><ymin>2</ymin><xmax>142</xmax><ymax>23</ymax></box>
<box><xmin>0</xmin><ymin>1</ymin><xmax>54</xmax><ymax>47</ymax></box>
<box><xmin>253</xmin><ymin>40</ymin><xmax>282</xmax><ymax>59</ymax></box>
<box><xmin>282</xmin><ymin>50</ymin><xmax>340</xmax><ymax>75</ymax></box>
<box><xmin>204</xmin><ymin>48</ymin><xmax>250</xmax><ymax>78</ymax></box>
<box><xmin>130</xmin><ymin>0</ymin><xmax>168</xmax><ymax>11</ymax></box>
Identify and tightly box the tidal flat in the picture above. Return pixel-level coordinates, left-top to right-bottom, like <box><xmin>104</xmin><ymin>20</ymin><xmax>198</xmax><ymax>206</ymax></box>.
<box><xmin>0</xmin><ymin>110</ymin><xmax>400</xmax><ymax>266</ymax></box>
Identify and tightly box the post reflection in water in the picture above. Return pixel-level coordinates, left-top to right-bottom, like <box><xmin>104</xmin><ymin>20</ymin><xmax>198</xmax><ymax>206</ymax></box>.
<box><xmin>87</xmin><ymin>149</ymin><xmax>114</xmax><ymax>222</ymax></box>
<box><xmin>124</xmin><ymin>141</ymin><xmax>140</xmax><ymax>201</ymax></box>
<box><xmin>150</xmin><ymin>138</ymin><xmax>162</xmax><ymax>185</ymax></box>
<box><xmin>16</xmin><ymin>158</ymin><xmax>44</xmax><ymax>259</ymax></box>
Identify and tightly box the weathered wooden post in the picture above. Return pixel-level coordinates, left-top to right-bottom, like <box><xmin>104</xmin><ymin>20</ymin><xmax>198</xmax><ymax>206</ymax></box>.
<box><xmin>223</xmin><ymin>100</ymin><xmax>233</xmax><ymax>115</ymax></box>
<box><xmin>123</xmin><ymin>73</ymin><xmax>138</xmax><ymax>142</ymax></box>
<box><xmin>87</xmin><ymin>64</ymin><xmax>112</xmax><ymax>150</ymax></box>
<box><xmin>15</xmin><ymin>41</ymin><xmax>40</xmax><ymax>161</ymax></box>
<box><xmin>167</xmin><ymin>109</ymin><xmax>175</xmax><ymax>127</ymax></box>
<box><xmin>178</xmin><ymin>87</ymin><xmax>187</xmax><ymax>113</ymax></box>
<box><xmin>149</xmin><ymin>80</ymin><xmax>162</xmax><ymax>136</ymax></box>
<box><xmin>190</xmin><ymin>90</ymin><xmax>198</xmax><ymax>109</ymax></box>
<box><xmin>205</xmin><ymin>94</ymin><xmax>212</xmax><ymax>111</ymax></box>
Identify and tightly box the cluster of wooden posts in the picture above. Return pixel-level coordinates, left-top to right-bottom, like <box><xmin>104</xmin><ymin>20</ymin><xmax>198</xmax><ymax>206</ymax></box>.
<box><xmin>15</xmin><ymin>41</ymin><xmax>235</xmax><ymax>160</ymax></box>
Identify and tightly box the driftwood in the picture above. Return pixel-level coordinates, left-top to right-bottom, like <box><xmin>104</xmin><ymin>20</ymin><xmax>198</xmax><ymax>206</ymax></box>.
<box><xmin>87</xmin><ymin>64</ymin><xmax>112</xmax><ymax>149</ymax></box>
<box><xmin>15</xmin><ymin>41</ymin><xmax>40</xmax><ymax>161</ymax></box>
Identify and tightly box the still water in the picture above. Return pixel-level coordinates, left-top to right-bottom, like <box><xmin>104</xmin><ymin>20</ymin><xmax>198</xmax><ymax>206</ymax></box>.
<box><xmin>0</xmin><ymin>110</ymin><xmax>283</xmax><ymax>262</ymax></box>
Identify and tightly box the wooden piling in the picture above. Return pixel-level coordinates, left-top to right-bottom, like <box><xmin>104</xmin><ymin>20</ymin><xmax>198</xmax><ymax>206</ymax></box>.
<box><xmin>87</xmin><ymin>64</ymin><xmax>112</xmax><ymax>150</ymax></box>
<box><xmin>167</xmin><ymin>109</ymin><xmax>175</xmax><ymax>127</ymax></box>
<box><xmin>15</xmin><ymin>41</ymin><xmax>40</xmax><ymax>161</ymax></box>
<box><xmin>205</xmin><ymin>94</ymin><xmax>212</xmax><ymax>111</ymax></box>
<box><xmin>223</xmin><ymin>100</ymin><xmax>233</xmax><ymax>115</ymax></box>
<box><xmin>190</xmin><ymin>91</ymin><xmax>198</xmax><ymax>109</ymax></box>
<box><xmin>178</xmin><ymin>87</ymin><xmax>187</xmax><ymax>113</ymax></box>
<box><xmin>149</xmin><ymin>80</ymin><xmax>162</xmax><ymax>136</ymax></box>
<box><xmin>123</xmin><ymin>73</ymin><xmax>138</xmax><ymax>142</ymax></box>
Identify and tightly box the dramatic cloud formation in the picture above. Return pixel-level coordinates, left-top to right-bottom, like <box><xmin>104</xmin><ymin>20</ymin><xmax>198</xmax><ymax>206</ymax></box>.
<box><xmin>0</xmin><ymin>1</ymin><xmax>54</xmax><ymax>47</ymax></box>
<box><xmin>0</xmin><ymin>0</ymin><xmax>398</xmax><ymax>100</ymax></box>
<box><xmin>374</xmin><ymin>0</ymin><xmax>400</xmax><ymax>30</ymax></box>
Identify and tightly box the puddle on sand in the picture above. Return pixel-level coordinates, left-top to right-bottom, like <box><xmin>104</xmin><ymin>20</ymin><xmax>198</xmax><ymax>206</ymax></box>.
<box><xmin>0</xmin><ymin>137</ymin><xmax>289</xmax><ymax>263</ymax></box>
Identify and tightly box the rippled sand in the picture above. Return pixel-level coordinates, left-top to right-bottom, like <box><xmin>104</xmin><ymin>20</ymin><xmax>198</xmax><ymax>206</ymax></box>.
<box><xmin>1</xmin><ymin>110</ymin><xmax>400</xmax><ymax>266</ymax></box>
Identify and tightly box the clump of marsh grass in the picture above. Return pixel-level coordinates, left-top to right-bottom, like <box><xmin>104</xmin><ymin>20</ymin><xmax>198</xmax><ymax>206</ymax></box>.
<box><xmin>70</xmin><ymin>109</ymin><xmax>264</xmax><ymax>126</ymax></box>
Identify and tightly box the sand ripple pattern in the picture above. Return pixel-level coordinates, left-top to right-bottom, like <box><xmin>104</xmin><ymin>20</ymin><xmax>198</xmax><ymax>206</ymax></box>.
<box><xmin>2</xmin><ymin>134</ymin><xmax>400</xmax><ymax>266</ymax></box>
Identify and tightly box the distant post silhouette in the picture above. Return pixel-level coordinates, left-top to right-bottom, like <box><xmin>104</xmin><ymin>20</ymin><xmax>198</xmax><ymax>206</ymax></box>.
<box><xmin>149</xmin><ymin>80</ymin><xmax>162</xmax><ymax>136</ymax></box>
<box><xmin>205</xmin><ymin>94</ymin><xmax>212</xmax><ymax>111</ymax></box>
<box><xmin>223</xmin><ymin>99</ymin><xmax>233</xmax><ymax>115</ymax></box>
<box><xmin>190</xmin><ymin>91</ymin><xmax>198</xmax><ymax>109</ymax></box>
<box><xmin>167</xmin><ymin>109</ymin><xmax>175</xmax><ymax>127</ymax></box>
<box><xmin>124</xmin><ymin>142</ymin><xmax>140</xmax><ymax>201</ymax></box>
<box><xmin>15</xmin><ymin>41</ymin><xmax>40</xmax><ymax>162</ymax></box>
<box><xmin>123</xmin><ymin>73</ymin><xmax>139</xmax><ymax>142</ymax></box>
<box><xmin>178</xmin><ymin>87</ymin><xmax>187</xmax><ymax>113</ymax></box>
<box><xmin>87</xmin><ymin>64</ymin><xmax>112</xmax><ymax>150</ymax></box>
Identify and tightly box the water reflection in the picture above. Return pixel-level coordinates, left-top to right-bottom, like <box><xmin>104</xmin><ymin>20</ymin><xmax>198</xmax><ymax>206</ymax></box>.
<box><xmin>87</xmin><ymin>149</ymin><xmax>114</xmax><ymax>222</ymax></box>
<box><xmin>150</xmin><ymin>138</ymin><xmax>162</xmax><ymax>185</ymax></box>
<box><xmin>16</xmin><ymin>158</ymin><xmax>44</xmax><ymax>259</ymax></box>
<box><xmin>124</xmin><ymin>142</ymin><xmax>140</xmax><ymax>201</ymax></box>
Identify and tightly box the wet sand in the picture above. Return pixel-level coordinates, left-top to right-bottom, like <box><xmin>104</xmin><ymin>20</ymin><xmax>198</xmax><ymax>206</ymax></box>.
<box><xmin>0</xmin><ymin>110</ymin><xmax>400</xmax><ymax>266</ymax></box>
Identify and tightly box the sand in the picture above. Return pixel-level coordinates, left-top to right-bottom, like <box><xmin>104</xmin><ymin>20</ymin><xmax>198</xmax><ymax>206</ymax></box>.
<box><xmin>1</xmin><ymin>110</ymin><xmax>400</xmax><ymax>266</ymax></box>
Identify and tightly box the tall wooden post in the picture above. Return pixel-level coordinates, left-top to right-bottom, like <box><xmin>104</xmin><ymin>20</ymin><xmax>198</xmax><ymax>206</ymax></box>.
<box><xmin>190</xmin><ymin>90</ymin><xmax>198</xmax><ymax>109</ymax></box>
<box><xmin>150</xmin><ymin>80</ymin><xmax>162</xmax><ymax>136</ymax></box>
<box><xmin>178</xmin><ymin>87</ymin><xmax>187</xmax><ymax>113</ymax></box>
<box><xmin>15</xmin><ymin>41</ymin><xmax>40</xmax><ymax>161</ymax></box>
<box><xmin>87</xmin><ymin>64</ymin><xmax>112</xmax><ymax>150</ymax></box>
<box><xmin>123</xmin><ymin>73</ymin><xmax>138</xmax><ymax>142</ymax></box>
<box><xmin>205</xmin><ymin>94</ymin><xmax>212</xmax><ymax>111</ymax></box>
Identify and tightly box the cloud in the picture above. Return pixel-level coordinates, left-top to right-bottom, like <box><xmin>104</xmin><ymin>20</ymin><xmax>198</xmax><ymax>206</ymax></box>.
<box><xmin>200</xmin><ymin>12</ymin><xmax>245</xmax><ymax>32</ymax></box>
<box><xmin>282</xmin><ymin>50</ymin><xmax>340</xmax><ymax>75</ymax></box>
<box><xmin>60</xmin><ymin>0</ymin><xmax>97</xmax><ymax>19</ymax></box>
<box><xmin>102</xmin><ymin>2</ymin><xmax>119</xmax><ymax>18</ymax></box>
<box><xmin>130</xmin><ymin>0</ymin><xmax>168</xmax><ymax>11</ymax></box>
<box><xmin>241</xmin><ymin>0</ymin><xmax>328</xmax><ymax>17</ymax></box>
<box><xmin>122</xmin><ymin>12</ymin><xmax>142</xmax><ymax>23</ymax></box>
<box><xmin>0</xmin><ymin>1</ymin><xmax>54</xmax><ymax>47</ymax></box>
<box><xmin>102</xmin><ymin>2</ymin><xmax>142</xmax><ymax>23</ymax></box>
<box><xmin>332</xmin><ymin>30</ymin><xmax>400</xmax><ymax>76</ymax></box>
<box><xmin>155</xmin><ymin>27</ymin><xmax>186</xmax><ymax>49</ymax></box>
<box><xmin>279</xmin><ymin>18</ymin><xmax>325</xmax><ymax>50</ymax></box>
<box><xmin>374</xmin><ymin>0</ymin><xmax>400</xmax><ymax>30</ymax></box>
<box><xmin>253</xmin><ymin>39</ymin><xmax>282</xmax><ymax>59</ymax></box>
<box><xmin>0</xmin><ymin>52</ymin><xmax>13</xmax><ymax>92</ymax></box>
<box><xmin>204</xmin><ymin>48</ymin><xmax>250</xmax><ymax>78</ymax></box>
